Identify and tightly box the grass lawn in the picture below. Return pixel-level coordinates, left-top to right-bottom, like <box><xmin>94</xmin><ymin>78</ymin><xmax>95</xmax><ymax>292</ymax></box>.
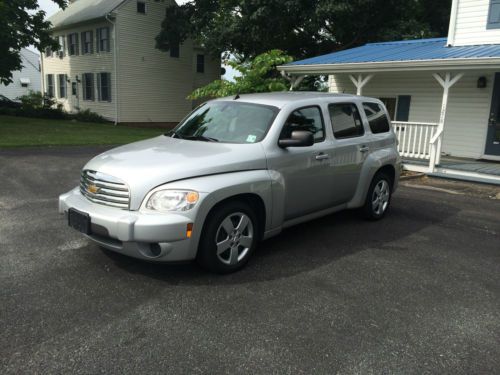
<box><xmin>0</xmin><ymin>116</ymin><xmax>167</xmax><ymax>148</ymax></box>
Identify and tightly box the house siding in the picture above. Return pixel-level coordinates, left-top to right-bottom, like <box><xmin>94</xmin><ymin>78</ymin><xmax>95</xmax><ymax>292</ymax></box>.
<box><xmin>453</xmin><ymin>0</ymin><xmax>500</xmax><ymax>46</ymax></box>
<box><xmin>42</xmin><ymin>20</ymin><xmax>116</xmax><ymax>120</ymax></box>
<box><xmin>329</xmin><ymin>71</ymin><xmax>493</xmax><ymax>159</ymax></box>
<box><xmin>0</xmin><ymin>49</ymin><xmax>41</xmax><ymax>100</ymax></box>
<box><xmin>115</xmin><ymin>0</ymin><xmax>220</xmax><ymax>123</ymax></box>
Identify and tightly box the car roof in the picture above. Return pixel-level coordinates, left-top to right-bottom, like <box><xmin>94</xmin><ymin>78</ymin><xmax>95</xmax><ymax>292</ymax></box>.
<box><xmin>213</xmin><ymin>92</ymin><xmax>376</xmax><ymax>108</ymax></box>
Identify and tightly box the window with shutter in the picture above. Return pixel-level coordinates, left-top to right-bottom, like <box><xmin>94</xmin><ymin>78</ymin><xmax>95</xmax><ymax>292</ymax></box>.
<box><xmin>82</xmin><ymin>73</ymin><xmax>94</xmax><ymax>101</ymax></box>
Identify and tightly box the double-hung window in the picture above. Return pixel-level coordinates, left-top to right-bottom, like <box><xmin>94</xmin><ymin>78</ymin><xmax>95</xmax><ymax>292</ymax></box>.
<box><xmin>81</xmin><ymin>31</ymin><xmax>93</xmax><ymax>54</ymax></box>
<box><xmin>170</xmin><ymin>42</ymin><xmax>180</xmax><ymax>58</ymax></box>
<box><xmin>58</xmin><ymin>74</ymin><xmax>67</xmax><ymax>98</ymax></box>
<box><xmin>488</xmin><ymin>0</ymin><xmax>500</xmax><ymax>29</ymax></box>
<box><xmin>82</xmin><ymin>73</ymin><xmax>94</xmax><ymax>101</ymax></box>
<box><xmin>97</xmin><ymin>73</ymin><xmax>112</xmax><ymax>102</ymax></box>
<box><xmin>46</xmin><ymin>74</ymin><xmax>54</xmax><ymax>98</ymax></box>
<box><xmin>96</xmin><ymin>27</ymin><xmax>110</xmax><ymax>52</ymax></box>
<box><xmin>68</xmin><ymin>33</ymin><xmax>79</xmax><ymax>55</ymax></box>
<box><xmin>57</xmin><ymin>36</ymin><xmax>65</xmax><ymax>57</ymax></box>
<box><xmin>196</xmin><ymin>54</ymin><xmax>205</xmax><ymax>73</ymax></box>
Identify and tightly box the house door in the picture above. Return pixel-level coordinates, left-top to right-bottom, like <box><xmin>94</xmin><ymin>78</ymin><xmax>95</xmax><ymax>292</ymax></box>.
<box><xmin>485</xmin><ymin>73</ymin><xmax>500</xmax><ymax>156</ymax></box>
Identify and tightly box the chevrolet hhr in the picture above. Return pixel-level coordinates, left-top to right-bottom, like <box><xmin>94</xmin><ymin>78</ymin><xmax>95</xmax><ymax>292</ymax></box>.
<box><xmin>59</xmin><ymin>92</ymin><xmax>401</xmax><ymax>273</ymax></box>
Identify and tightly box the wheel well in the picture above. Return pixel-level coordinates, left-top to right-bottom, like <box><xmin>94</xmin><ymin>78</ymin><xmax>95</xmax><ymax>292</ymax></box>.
<box><xmin>377</xmin><ymin>165</ymin><xmax>396</xmax><ymax>189</ymax></box>
<box><xmin>207</xmin><ymin>193</ymin><xmax>266</xmax><ymax>237</ymax></box>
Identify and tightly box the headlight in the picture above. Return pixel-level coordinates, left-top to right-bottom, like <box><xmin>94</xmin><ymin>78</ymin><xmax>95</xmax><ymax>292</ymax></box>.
<box><xmin>145</xmin><ymin>190</ymin><xmax>199</xmax><ymax>212</ymax></box>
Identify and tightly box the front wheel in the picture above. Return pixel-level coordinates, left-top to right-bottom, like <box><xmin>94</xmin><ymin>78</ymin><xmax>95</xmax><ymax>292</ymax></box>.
<box><xmin>197</xmin><ymin>201</ymin><xmax>259</xmax><ymax>273</ymax></box>
<box><xmin>362</xmin><ymin>172</ymin><xmax>392</xmax><ymax>220</ymax></box>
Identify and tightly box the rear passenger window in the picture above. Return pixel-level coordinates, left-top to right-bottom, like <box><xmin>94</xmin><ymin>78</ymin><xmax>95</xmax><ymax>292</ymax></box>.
<box><xmin>363</xmin><ymin>102</ymin><xmax>391</xmax><ymax>134</ymax></box>
<box><xmin>329</xmin><ymin>103</ymin><xmax>364</xmax><ymax>139</ymax></box>
<box><xmin>281</xmin><ymin>106</ymin><xmax>325</xmax><ymax>142</ymax></box>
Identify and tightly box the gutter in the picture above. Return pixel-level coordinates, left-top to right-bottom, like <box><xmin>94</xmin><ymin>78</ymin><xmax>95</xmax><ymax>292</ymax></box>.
<box><xmin>277</xmin><ymin>57</ymin><xmax>500</xmax><ymax>74</ymax></box>
<box><xmin>105</xmin><ymin>13</ymin><xmax>119</xmax><ymax>125</ymax></box>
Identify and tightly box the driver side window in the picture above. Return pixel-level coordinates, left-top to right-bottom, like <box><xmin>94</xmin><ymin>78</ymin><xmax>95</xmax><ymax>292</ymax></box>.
<box><xmin>281</xmin><ymin>106</ymin><xmax>325</xmax><ymax>142</ymax></box>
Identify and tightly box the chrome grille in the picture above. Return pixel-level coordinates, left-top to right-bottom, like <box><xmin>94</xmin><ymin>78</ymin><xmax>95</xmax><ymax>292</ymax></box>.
<box><xmin>80</xmin><ymin>170</ymin><xmax>130</xmax><ymax>209</ymax></box>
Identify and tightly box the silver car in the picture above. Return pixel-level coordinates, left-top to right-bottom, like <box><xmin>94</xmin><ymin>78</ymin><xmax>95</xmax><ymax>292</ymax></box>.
<box><xmin>59</xmin><ymin>92</ymin><xmax>401</xmax><ymax>273</ymax></box>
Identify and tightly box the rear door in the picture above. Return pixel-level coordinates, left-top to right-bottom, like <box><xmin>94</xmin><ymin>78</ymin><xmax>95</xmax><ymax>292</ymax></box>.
<box><xmin>328</xmin><ymin>102</ymin><xmax>368</xmax><ymax>205</ymax></box>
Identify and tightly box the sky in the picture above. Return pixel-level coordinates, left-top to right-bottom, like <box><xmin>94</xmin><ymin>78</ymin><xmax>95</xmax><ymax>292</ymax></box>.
<box><xmin>35</xmin><ymin>0</ymin><xmax>236</xmax><ymax>80</ymax></box>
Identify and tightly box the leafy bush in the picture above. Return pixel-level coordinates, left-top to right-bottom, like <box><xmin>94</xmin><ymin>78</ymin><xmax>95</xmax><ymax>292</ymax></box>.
<box><xmin>72</xmin><ymin>109</ymin><xmax>108</xmax><ymax>123</ymax></box>
<box><xmin>188</xmin><ymin>50</ymin><xmax>293</xmax><ymax>100</ymax></box>
<box><xmin>18</xmin><ymin>90</ymin><xmax>56</xmax><ymax>110</ymax></box>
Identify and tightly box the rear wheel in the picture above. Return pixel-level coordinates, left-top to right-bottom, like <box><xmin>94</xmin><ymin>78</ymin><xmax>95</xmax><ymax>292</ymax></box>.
<box><xmin>197</xmin><ymin>201</ymin><xmax>259</xmax><ymax>273</ymax></box>
<box><xmin>362</xmin><ymin>172</ymin><xmax>392</xmax><ymax>220</ymax></box>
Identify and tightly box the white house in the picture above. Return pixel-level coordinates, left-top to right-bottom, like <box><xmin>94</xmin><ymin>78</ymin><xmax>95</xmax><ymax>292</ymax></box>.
<box><xmin>41</xmin><ymin>0</ymin><xmax>220</xmax><ymax>126</ymax></box>
<box><xmin>0</xmin><ymin>49</ymin><xmax>41</xmax><ymax>100</ymax></box>
<box><xmin>279</xmin><ymin>0</ymin><xmax>500</xmax><ymax>183</ymax></box>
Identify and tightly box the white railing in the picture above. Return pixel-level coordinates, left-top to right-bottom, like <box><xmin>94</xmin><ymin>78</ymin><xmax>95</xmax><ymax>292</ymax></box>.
<box><xmin>392</xmin><ymin>121</ymin><xmax>440</xmax><ymax>160</ymax></box>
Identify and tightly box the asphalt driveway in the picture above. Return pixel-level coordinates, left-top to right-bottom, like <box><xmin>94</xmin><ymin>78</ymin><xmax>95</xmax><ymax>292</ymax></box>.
<box><xmin>1</xmin><ymin>147</ymin><xmax>499</xmax><ymax>374</ymax></box>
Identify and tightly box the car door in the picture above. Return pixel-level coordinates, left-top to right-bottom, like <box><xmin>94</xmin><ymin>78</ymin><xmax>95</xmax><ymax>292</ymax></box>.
<box><xmin>266</xmin><ymin>105</ymin><xmax>335</xmax><ymax>221</ymax></box>
<box><xmin>328</xmin><ymin>102</ymin><xmax>368</xmax><ymax>205</ymax></box>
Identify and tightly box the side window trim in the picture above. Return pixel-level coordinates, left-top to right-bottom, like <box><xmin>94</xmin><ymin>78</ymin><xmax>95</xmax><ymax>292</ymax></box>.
<box><xmin>328</xmin><ymin>102</ymin><xmax>365</xmax><ymax>140</ymax></box>
<box><xmin>280</xmin><ymin>105</ymin><xmax>326</xmax><ymax>144</ymax></box>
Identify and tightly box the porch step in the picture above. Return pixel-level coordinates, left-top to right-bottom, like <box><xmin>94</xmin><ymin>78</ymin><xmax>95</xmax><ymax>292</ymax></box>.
<box><xmin>429</xmin><ymin>170</ymin><xmax>500</xmax><ymax>186</ymax></box>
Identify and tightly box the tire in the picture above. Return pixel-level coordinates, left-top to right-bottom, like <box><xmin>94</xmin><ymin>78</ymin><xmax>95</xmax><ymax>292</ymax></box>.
<box><xmin>197</xmin><ymin>200</ymin><xmax>259</xmax><ymax>274</ymax></box>
<box><xmin>362</xmin><ymin>172</ymin><xmax>392</xmax><ymax>220</ymax></box>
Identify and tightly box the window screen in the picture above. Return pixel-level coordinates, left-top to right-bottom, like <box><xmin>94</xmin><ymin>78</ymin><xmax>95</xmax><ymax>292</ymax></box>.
<box><xmin>137</xmin><ymin>1</ymin><xmax>146</xmax><ymax>13</ymax></box>
<box><xmin>363</xmin><ymin>102</ymin><xmax>391</xmax><ymax>134</ymax></box>
<box><xmin>58</xmin><ymin>74</ymin><xmax>67</xmax><ymax>98</ymax></box>
<box><xmin>82</xmin><ymin>73</ymin><xmax>94</xmax><ymax>101</ymax></box>
<box><xmin>97</xmin><ymin>73</ymin><xmax>112</xmax><ymax>102</ymax></box>
<box><xmin>488</xmin><ymin>1</ymin><xmax>500</xmax><ymax>29</ymax></box>
<box><xmin>329</xmin><ymin>103</ymin><xmax>364</xmax><ymax>139</ymax></box>
<box><xmin>46</xmin><ymin>74</ymin><xmax>54</xmax><ymax>98</ymax></box>
<box><xmin>197</xmin><ymin>54</ymin><xmax>205</xmax><ymax>73</ymax></box>
<box><xmin>281</xmin><ymin>106</ymin><xmax>325</xmax><ymax>142</ymax></box>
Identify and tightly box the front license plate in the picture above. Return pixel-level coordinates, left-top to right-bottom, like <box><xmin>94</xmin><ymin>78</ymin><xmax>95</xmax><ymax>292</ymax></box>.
<box><xmin>68</xmin><ymin>208</ymin><xmax>91</xmax><ymax>235</ymax></box>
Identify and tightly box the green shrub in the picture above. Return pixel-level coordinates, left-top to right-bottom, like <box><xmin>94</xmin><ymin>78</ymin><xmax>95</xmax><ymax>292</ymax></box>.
<box><xmin>71</xmin><ymin>109</ymin><xmax>108</xmax><ymax>123</ymax></box>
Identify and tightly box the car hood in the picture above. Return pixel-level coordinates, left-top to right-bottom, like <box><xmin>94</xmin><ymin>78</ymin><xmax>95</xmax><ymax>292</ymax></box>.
<box><xmin>83</xmin><ymin>136</ymin><xmax>267</xmax><ymax>209</ymax></box>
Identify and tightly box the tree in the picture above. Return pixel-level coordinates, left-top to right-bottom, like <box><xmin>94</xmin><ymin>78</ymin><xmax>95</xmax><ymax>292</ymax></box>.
<box><xmin>0</xmin><ymin>0</ymin><xmax>66</xmax><ymax>85</ymax></box>
<box><xmin>188</xmin><ymin>50</ymin><xmax>293</xmax><ymax>99</ymax></box>
<box><xmin>156</xmin><ymin>0</ymin><xmax>452</xmax><ymax>61</ymax></box>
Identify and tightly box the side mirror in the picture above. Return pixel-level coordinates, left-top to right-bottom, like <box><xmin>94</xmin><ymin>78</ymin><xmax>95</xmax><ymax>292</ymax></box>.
<box><xmin>278</xmin><ymin>130</ymin><xmax>314</xmax><ymax>148</ymax></box>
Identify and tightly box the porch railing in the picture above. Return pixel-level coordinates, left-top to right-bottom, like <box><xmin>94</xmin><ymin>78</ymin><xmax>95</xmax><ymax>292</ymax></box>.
<box><xmin>392</xmin><ymin>121</ymin><xmax>440</xmax><ymax>161</ymax></box>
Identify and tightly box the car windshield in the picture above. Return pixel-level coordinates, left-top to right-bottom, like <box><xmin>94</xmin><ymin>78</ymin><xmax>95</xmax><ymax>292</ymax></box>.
<box><xmin>167</xmin><ymin>101</ymin><xmax>279</xmax><ymax>143</ymax></box>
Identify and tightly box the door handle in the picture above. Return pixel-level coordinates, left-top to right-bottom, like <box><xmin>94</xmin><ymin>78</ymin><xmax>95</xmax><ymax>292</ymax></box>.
<box><xmin>315</xmin><ymin>153</ymin><xmax>330</xmax><ymax>161</ymax></box>
<box><xmin>359</xmin><ymin>145</ymin><xmax>370</xmax><ymax>153</ymax></box>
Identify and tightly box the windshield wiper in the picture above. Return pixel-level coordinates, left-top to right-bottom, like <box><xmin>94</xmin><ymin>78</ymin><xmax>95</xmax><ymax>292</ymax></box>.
<box><xmin>165</xmin><ymin>131</ymin><xmax>219</xmax><ymax>142</ymax></box>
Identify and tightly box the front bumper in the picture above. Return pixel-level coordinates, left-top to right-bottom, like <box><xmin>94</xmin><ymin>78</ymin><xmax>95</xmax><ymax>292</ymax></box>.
<box><xmin>59</xmin><ymin>188</ymin><xmax>198</xmax><ymax>262</ymax></box>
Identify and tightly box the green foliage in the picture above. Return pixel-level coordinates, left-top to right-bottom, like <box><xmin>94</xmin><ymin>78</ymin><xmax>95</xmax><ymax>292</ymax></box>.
<box><xmin>73</xmin><ymin>109</ymin><xmax>108</xmax><ymax>123</ymax></box>
<box><xmin>18</xmin><ymin>90</ymin><xmax>55</xmax><ymax>109</ymax></box>
<box><xmin>5</xmin><ymin>91</ymin><xmax>106</xmax><ymax>122</ymax></box>
<box><xmin>189</xmin><ymin>50</ymin><xmax>293</xmax><ymax>99</ymax></box>
<box><xmin>0</xmin><ymin>0</ymin><xmax>67</xmax><ymax>85</ymax></box>
<box><xmin>156</xmin><ymin>0</ymin><xmax>451</xmax><ymax>61</ymax></box>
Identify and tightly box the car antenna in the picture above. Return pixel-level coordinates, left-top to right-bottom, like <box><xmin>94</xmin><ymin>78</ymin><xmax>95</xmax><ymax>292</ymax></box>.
<box><xmin>234</xmin><ymin>93</ymin><xmax>240</xmax><ymax>100</ymax></box>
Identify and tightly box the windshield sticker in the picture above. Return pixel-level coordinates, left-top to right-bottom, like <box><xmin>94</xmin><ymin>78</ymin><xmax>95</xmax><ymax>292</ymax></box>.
<box><xmin>246</xmin><ymin>135</ymin><xmax>257</xmax><ymax>143</ymax></box>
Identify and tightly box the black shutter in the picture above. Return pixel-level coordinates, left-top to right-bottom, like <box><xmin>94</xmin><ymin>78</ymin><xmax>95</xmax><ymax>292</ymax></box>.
<box><xmin>396</xmin><ymin>95</ymin><xmax>411</xmax><ymax>121</ymax></box>
<box><xmin>106</xmin><ymin>27</ymin><xmax>111</xmax><ymax>52</ymax></box>
<box><xmin>96</xmin><ymin>28</ymin><xmax>100</xmax><ymax>53</ymax></box>
<box><xmin>90</xmin><ymin>31</ymin><xmax>94</xmax><ymax>54</ymax></box>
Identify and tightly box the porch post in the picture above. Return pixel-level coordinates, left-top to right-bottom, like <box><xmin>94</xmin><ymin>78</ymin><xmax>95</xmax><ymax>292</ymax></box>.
<box><xmin>430</xmin><ymin>72</ymin><xmax>464</xmax><ymax>171</ymax></box>
<box><xmin>288</xmin><ymin>74</ymin><xmax>306</xmax><ymax>91</ymax></box>
<box><xmin>349</xmin><ymin>74</ymin><xmax>374</xmax><ymax>95</ymax></box>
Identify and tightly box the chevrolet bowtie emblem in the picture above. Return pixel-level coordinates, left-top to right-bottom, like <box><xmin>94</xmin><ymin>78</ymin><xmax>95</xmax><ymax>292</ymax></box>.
<box><xmin>87</xmin><ymin>184</ymin><xmax>99</xmax><ymax>194</ymax></box>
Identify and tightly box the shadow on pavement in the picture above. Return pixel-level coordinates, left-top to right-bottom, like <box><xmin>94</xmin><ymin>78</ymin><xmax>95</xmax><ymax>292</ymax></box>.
<box><xmin>100</xmin><ymin>194</ymin><xmax>459</xmax><ymax>285</ymax></box>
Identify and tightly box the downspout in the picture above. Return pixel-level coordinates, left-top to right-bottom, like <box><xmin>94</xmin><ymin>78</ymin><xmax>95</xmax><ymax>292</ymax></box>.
<box><xmin>106</xmin><ymin>13</ymin><xmax>119</xmax><ymax>125</ymax></box>
<box><xmin>447</xmin><ymin>0</ymin><xmax>459</xmax><ymax>46</ymax></box>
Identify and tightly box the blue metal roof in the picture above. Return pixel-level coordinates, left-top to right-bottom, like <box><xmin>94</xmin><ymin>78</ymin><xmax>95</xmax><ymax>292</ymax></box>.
<box><xmin>288</xmin><ymin>38</ymin><xmax>500</xmax><ymax>66</ymax></box>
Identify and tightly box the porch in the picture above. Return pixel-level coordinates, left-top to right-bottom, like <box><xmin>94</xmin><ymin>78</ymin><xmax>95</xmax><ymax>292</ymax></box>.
<box><xmin>393</xmin><ymin>121</ymin><xmax>500</xmax><ymax>184</ymax></box>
